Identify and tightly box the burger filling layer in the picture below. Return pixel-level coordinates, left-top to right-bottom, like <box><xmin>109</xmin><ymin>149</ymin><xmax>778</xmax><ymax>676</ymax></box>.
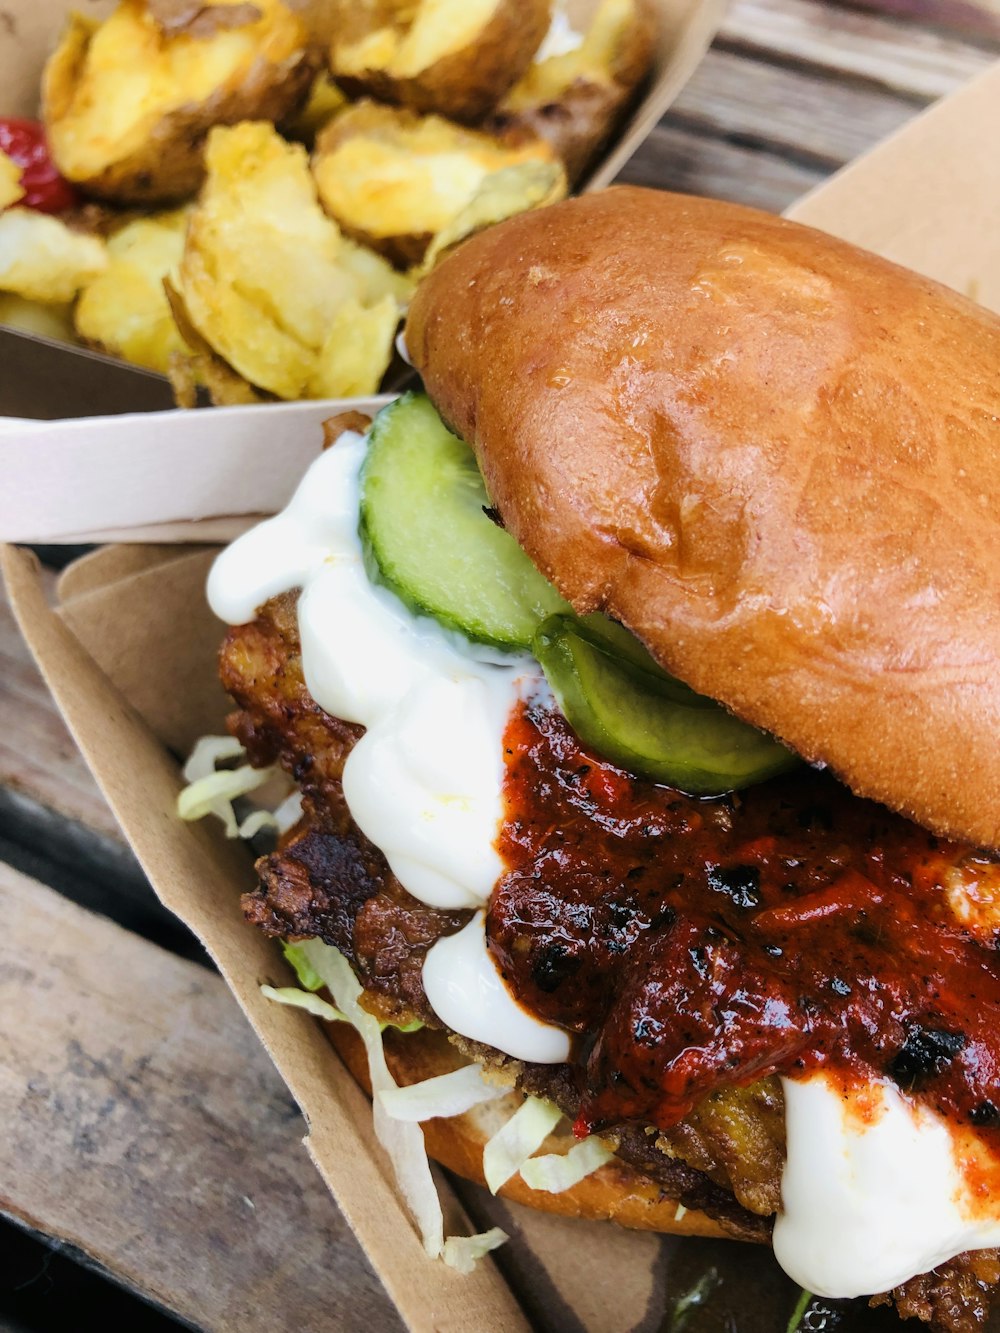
<box><xmin>209</xmin><ymin>430</ymin><xmax>1000</xmax><ymax>1308</ymax></box>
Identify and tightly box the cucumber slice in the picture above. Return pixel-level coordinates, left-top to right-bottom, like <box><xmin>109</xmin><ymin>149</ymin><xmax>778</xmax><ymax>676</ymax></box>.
<box><xmin>533</xmin><ymin>614</ymin><xmax>799</xmax><ymax>795</ymax></box>
<box><xmin>359</xmin><ymin>392</ymin><xmax>569</xmax><ymax>651</ymax></box>
<box><xmin>576</xmin><ymin>614</ymin><xmax>711</xmax><ymax>709</ymax></box>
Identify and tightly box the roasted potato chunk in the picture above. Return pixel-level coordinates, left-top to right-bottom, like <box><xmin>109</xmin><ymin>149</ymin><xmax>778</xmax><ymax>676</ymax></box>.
<box><xmin>329</xmin><ymin>0</ymin><xmax>552</xmax><ymax>125</ymax></box>
<box><xmin>175</xmin><ymin>122</ymin><xmax>412</xmax><ymax>400</ymax></box>
<box><xmin>75</xmin><ymin>209</ymin><xmax>188</xmax><ymax>373</ymax></box>
<box><xmin>42</xmin><ymin>0</ymin><xmax>316</xmax><ymax>205</ymax></box>
<box><xmin>0</xmin><ymin>294</ymin><xmax>76</xmax><ymax>341</ymax></box>
<box><xmin>283</xmin><ymin>71</ymin><xmax>349</xmax><ymax>143</ymax></box>
<box><xmin>312</xmin><ymin>101</ymin><xmax>563</xmax><ymax>267</ymax></box>
<box><xmin>487</xmin><ymin>0</ymin><xmax>655</xmax><ymax>183</ymax></box>
<box><xmin>0</xmin><ymin>151</ymin><xmax>24</xmax><ymax>211</ymax></box>
<box><xmin>0</xmin><ymin>208</ymin><xmax>106</xmax><ymax>303</ymax></box>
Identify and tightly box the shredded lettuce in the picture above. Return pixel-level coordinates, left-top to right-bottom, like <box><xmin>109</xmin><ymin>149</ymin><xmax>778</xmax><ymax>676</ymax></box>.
<box><xmin>379</xmin><ymin>1064</ymin><xmax>507</xmax><ymax>1123</ymax></box>
<box><xmin>236</xmin><ymin>808</ymin><xmax>280</xmax><ymax>839</ymax></box>
<box><xmin>274</xmin><ymin>942</ymin><xmax>425</xmax><ymax>1031</ymax></box>
<box><xmin>261</xmin><ymin>984</ymin><xmax>348</xmax><ymax>1023</ymax></box>
<box><xmin>296</xmin><ymin>939</ymin><xmax>448</xmax><ymax>1257</ymax></box>
<box><xmin>482</xmin><ymin>1096</ymin><xmax>563</xmax><ymax>1194</ymax></box>
<box><xmin>272</xmin><ymin>790</ymin><xmax>304</xmax><ymax>835</ymax></box>
<box><xmin>179</xmin><ymin>733</ymin><xmax>300</xmax><ymax>841</ymax></box>
<box><xmin>391</xmin><ymin>1017</ymin><xmax>426</xmax><ymax>1034</ymax></box>
<box><xmin>177</xmin><ymin>763</ymin><xmax>276</xmax><ymax>835</ymax></box>
<box><xmin>182</xmin><ymin>734</ymin><xmax>245</xmax><ymax>782</ymax></box>
<box><xmin>283</xmin><ymin>941</ymin><xmax>325</xmax><ymax>992</ymax></box>
<box><xmin>442</xmin><ymin>1226</ymin><xmax>508</xmax><ymax>1274</ymax></box>
<box><xmin>177</xmin><ymin>734</ymin><xmax>279</xmax><ymax>839</ymax></box>
<box><xmin>282</xmin><ymin>939</ymin><xmax>508</xmax><ymax>1267</ymax></box>
<box><xmin>519</xmin><ymin>1136</ymin><xmax>614</xmax><ymax>1192</ymax></box>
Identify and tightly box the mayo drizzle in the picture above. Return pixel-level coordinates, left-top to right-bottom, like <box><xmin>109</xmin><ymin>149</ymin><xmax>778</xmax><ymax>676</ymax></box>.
<box><xmin>207</xmin><ymin>434</ymin><xmax>567</xmax><ymax>1053</ymax></box>
<box><xmin>776</xmin><ymin>1075</ymin><xmax>1000</xmax><ymax>1298</ymax></box>
<box><xmin>207</xmin><ymin>431</ymin><xmax>1000</xmax><ymax>1294</ymax></box>
<box><xmin>424</xmin><ymin>912</ymin><xmax>570</xmax><ymax>1064</ymax></box>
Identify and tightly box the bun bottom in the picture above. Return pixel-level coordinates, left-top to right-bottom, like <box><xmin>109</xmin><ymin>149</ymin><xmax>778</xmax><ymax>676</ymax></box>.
<box><xmin>326</xmin><ymin>1022</ymin><xmax>728</xmax><ymax>1239</ymax></box>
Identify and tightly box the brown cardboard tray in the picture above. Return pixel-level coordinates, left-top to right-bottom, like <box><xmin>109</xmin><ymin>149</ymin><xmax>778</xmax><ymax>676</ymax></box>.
<box><xmin>0</xmin><ymin>0</ymin><xmax>727</xmax><ymax>416</ymax></box>
<box><xmin>5</xmin><ymin>51</ymin><xmax>1000</xmax><ymax>1333</ymax></box>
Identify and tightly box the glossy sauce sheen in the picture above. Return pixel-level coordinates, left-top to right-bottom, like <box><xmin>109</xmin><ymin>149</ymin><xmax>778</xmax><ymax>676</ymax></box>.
<box><xmin>490</xmin><ymin>700</ymin><xmax>1000</xmax><ymax>1176</ymax></box>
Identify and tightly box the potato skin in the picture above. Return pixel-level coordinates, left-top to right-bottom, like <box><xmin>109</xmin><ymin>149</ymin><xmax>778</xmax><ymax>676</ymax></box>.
<box><xmin>42</xmin><ymin>3</ymin><xmax>318</xmax><ymax>206</ymax></box>
<box><xmin>408</xmin><ymin>188</ymin><xmax>1000</xmax><ymax>850</ymax></box>
<box><xmin>486</xmin><ymin>0</ymin><xmax>656</xmax><ymax>183</ymax></box>
<box><xmin>175</xmin><ymin>122</ymin><xmax>408</xmax><ymax>400</ymax></box>
<box><xmin>312</xmin><ymin>101</ymin><xmax>559</xmax><ymax>268</ymax></box>
<box><xmin>330</xmin><ymin>0</ymin><xmax>552</xmax><ymax>125</ymax></box>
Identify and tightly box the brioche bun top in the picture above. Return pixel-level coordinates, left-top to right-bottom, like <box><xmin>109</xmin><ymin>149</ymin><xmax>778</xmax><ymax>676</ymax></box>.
<box><xmin>406</xmin><ymin>187</ymin><xmax>1000</xmax><ymax>849</ymax></box>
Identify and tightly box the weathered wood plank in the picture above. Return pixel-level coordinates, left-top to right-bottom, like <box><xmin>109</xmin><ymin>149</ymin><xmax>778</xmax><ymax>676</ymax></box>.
<box><xmin>840</xmin><ymin>0</ymin><xmax>1000</xmax><ymax>42</ymax></box>
<box><xmin>619</xmin><ymin>122</ymin><xmax>824</xmax><ymax>214</ymax></box>
<box><xmin>0</xmin><ymin>862</ymin><xmax>404</xmax><ymax>1333</ymax></box>
<box><xmin>721</xmin><ymin>0</ymin><xmax>997</xmax><ymax>99</ymax></box>
<box><xmin>669</xmin><ymin>46</ymin><xmax>923</xmax><ymax>170</ymax></box>
<box><xmin>0</xmin><ymin>569</ymin><xmax>118</xmax><ymax>840</ymax></box>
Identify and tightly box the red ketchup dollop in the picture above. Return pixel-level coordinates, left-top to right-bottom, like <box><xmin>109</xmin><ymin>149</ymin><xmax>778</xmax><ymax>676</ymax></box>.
<box><xmin>0</xmin><ymin>119</ymin><xmax>79</xmax><ymax>213</ymax></box>
<box><xmin>488</xmin><ymin>699</ymin><xmax>1000</xmax><ymax>1180</ymax></box>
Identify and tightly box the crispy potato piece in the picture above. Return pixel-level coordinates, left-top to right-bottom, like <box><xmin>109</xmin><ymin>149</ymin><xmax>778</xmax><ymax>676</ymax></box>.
<box><xmin>329</xmin><ymin>0</ymin><xmax>552</xmax><ymax>125</ymax></box>
<box><xmin>42</xmin><ymin>0</ymin><xmax>316</xmax><ymax>205</ymax></box>
<box><xmin>487</xmin><ymin>0</ymin><xmax>655</xmax><ymax>183</ymax></box>
<box><xmin>176</xmin><ymin>122</ymin><xmax>412</xmax><ymax>399</ymax></box>
<box><xmin>0</xmin><ymin>152</ymin><xmax>25</xmax><ymax>211</ymax></box>
<box><xmin>75</xmin><ymin>209</ymin><xmax>188</xmax><ymax>373</ymax></box>
<box><xmin>283</xmin><ymin>71</ymin><xmax>349</xmax><ymax>143</ymax></box>
<box><xmin>0</xmin><ymin>294</ymin><xmax>76</xmax><ymax>341</ymax></box>
<box><xmin>312</xmin><ymin>101</ymin><xmax>563</xmax><ymax>267</ymax></box>
<box><xmin>0</xmin><ymin>208</ymin><xmax>106</xmax><ymax>303</ymax></box>
<box><xmin>164</xmin><ymin>276</ymin><xmax>266</xmax><ymax>405</ymax></box>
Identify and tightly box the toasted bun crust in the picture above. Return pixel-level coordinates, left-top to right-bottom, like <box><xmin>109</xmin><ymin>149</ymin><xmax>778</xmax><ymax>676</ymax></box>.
<box><xmin>325</xmin><ymin>1022</ymin><xmax>727</xmax><ymax>1238</ymax></box>
<box><xmin>407</xmin><ymin>188</ymin><xmax>1000</xmax><ymax>849</ymax></box>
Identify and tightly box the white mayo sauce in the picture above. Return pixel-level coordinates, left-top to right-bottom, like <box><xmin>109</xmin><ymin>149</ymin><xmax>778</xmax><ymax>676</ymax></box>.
<box><xmin>776</xmin><ymin>1075</ymin><xmax>1000</xmax><ymax>1298</ymax></box>
<box><xmin>207</xmin><ymin>429</ymin><xmax>1000</xmax><ymax>1293</ymax></box>
<box><xmin>207</xmin><ymin>434</ymin><xmax>570</xmax><ymax>1062</ymax></box>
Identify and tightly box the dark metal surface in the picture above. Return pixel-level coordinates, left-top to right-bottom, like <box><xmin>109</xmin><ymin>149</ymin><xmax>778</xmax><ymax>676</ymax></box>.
<box><xmin>0</xmin><ymin>328</ymin><xmax>177</xmax><ymax>419</ymax></box>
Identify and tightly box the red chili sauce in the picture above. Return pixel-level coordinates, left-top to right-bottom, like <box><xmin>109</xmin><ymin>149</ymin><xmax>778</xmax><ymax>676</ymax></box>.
<box><xmin>489</xmin><ymin>699</ymin><xmax>1000</xmax><ymax>1157</ymax></box>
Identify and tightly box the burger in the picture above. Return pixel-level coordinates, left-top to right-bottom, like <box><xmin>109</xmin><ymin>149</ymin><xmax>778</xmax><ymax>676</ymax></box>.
<box><xmin>196</xmin><ymin>188</ymin><xmax>1000</xmax><ymax>1327</ymax></box>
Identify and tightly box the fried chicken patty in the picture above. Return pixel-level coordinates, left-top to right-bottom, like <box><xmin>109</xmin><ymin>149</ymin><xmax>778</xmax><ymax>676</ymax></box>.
<box><xmin>221</xmin><ymin>592</ymin><xmax>1000</xmax><ymax>1331</ymax></box>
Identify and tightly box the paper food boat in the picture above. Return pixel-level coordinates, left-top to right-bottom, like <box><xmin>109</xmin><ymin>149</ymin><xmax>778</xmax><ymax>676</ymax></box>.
<box><xmin>5</xmin><ymin>48</ymin><xmax>1000</xmax><ymax>1333</ymax></box>
<box><xmin>1</xmin><ymin>0</ymin><xmax>725</xmax><ymax>417</ymax></box>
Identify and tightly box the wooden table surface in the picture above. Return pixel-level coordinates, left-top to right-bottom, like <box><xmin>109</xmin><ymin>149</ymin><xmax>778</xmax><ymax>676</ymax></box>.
<box><xmin>4</xmin><ymin>2</ymin><xmax>1000</xmax><ymax>1329</ymax></box>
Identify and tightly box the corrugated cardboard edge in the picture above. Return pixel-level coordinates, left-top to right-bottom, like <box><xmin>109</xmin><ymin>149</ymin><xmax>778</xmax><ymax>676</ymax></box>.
<box><xmin>0</xmin><ymin>543</ymin><xmax>532</xmax><ymax>1333</ymax></box>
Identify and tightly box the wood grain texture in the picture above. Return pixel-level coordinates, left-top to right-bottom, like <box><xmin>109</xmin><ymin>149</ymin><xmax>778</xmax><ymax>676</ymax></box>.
<box><xmin>0</xmin><ymin>862</ymin><xmax>404</xmax><ymax>1333</ymax></box>
<box><xmin>617</xmin><ymin>122</ymin><xmax>824</xmax><ymax>212</ymax></box>
<box><xmin>4</xmin><ymin>0</ymin><xmax>1000</xmax><ymax>1326</ymax></box>
<box><xmin>721</xmin><ymin>0</ymin><xmax>996</xmax><ymax>98</ymax></box>
<box><xmin>669</xmin><ymin>47</ymin><xmax>923</xmax><ymax>169</ymax></box>
<box><xmin>0</xmin><ymin>570</ymin><xmax>119</xmax><ymax>840</ymax></box>
<box><xmin>837</xmin><ymin>0</ymin><xmax>1000</xmax><ymax>41</ymax></box>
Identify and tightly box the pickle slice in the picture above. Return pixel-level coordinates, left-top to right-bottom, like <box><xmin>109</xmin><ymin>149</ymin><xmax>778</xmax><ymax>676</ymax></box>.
<box><xmin>359</xmin><ymin>392</ymin><xmax>570</xmax><ymax>651</ymax></box>
<box><xmin>533</xmin><ymin>615</ymin><xmax>798</xmax><ymax>794</ymax></box>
